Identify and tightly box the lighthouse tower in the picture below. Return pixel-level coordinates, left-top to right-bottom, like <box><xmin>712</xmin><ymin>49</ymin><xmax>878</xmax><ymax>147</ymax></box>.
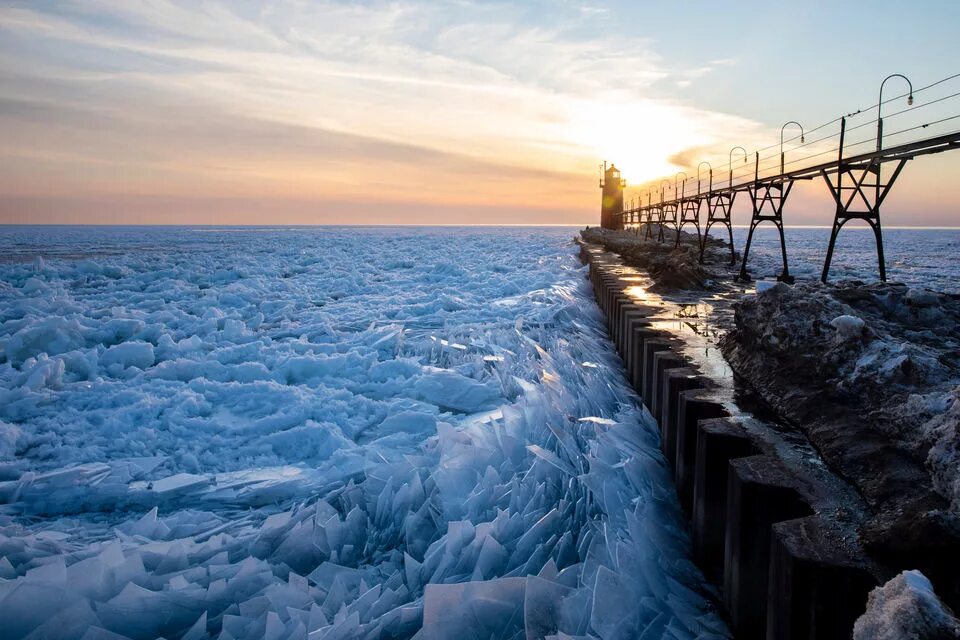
<box><xmin>599</xmin><ymin>162</ymin><xmax>625</xmax><ymax>229</ymax></box>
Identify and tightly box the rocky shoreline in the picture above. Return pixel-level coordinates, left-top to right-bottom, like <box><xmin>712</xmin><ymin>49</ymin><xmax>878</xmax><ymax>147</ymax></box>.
<box><xmin>720</xmin><ymin>281</ymin><xmax>960</xmax><ymax>608</ymax></box>
<box><xmin>580</xmin><ymin>225</ymin><xmax>737</xmax><ymax>291</ymax></box>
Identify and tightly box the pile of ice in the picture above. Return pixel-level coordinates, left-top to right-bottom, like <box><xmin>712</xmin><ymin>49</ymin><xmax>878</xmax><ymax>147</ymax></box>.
<box><xmin>854</xmin><ymin>570</ymin><xmax>960</xmax><ymax>640</ymax></box>
<box><xmin>725</xmin><ymin>280</ymin><xmax>960</xmax><ymax>510</ymax></box>
<box><xmin>0</xmin><ymin>227</ymin><xmax>726</xmax><ymax>639</ymax></box>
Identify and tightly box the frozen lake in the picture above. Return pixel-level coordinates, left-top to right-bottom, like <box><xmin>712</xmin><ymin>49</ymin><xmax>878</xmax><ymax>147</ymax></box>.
<box><xmin>0</xmin><ymin>226</ymin><xmax>729</xmax><ymax>640</ymax></box>
<box><xmin>0</xmin><ymin>225</ymin><xmax>957</xmax><ymax>639</ymax></box>
<box><xmin>731</xmin><ymin>225</ymin><xmax>960</xmax><ymax>293</ymax></box>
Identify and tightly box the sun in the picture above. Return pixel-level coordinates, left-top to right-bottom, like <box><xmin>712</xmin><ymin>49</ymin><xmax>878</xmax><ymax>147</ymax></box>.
<box><xmin>563</xmin><ymin>97</ymin><xmax>719</xmax><ymax>188</ymax></box>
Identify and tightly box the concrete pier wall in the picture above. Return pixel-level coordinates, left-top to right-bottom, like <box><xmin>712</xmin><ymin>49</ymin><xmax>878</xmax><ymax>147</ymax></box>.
<box><xmin>580</xmin><ymin>241</ymin><xmax>879</xmax><ymax>640</ymax></box>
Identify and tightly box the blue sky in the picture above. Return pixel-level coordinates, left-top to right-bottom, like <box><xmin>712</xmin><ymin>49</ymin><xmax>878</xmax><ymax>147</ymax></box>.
<box><xmin>629</xmin><ymin>1</ymin><xmax>959</xmax><ymax>122</ymax></box>
<box><xmin>1</xmin><ymin>0</ymin><xmax>958</xmax><ymax>225</ymax></box>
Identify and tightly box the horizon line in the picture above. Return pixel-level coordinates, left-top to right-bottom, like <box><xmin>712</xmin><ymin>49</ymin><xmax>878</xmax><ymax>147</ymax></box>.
<box><xmin>4</xmin><ymin>223</ymin><xmax>960</xmax><ymax>230</ymax></box>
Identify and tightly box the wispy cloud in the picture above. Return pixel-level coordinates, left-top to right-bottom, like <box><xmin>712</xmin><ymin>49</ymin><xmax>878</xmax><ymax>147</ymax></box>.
<box><xmin>0</xmin><ymin>0</ymin><xmax>766</xmax><ymax>223</ymax></box>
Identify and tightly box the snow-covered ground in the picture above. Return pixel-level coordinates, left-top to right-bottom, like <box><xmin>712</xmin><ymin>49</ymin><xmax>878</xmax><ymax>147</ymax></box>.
<box><xmin>0</xmin><ymin>226</ymin><xmax>727</xmax><ymax>639</ymax></box>
<box><xmin>854</xmin><ymin>570</ymin><xmax>960</xmax><ymax>640</ymax></box>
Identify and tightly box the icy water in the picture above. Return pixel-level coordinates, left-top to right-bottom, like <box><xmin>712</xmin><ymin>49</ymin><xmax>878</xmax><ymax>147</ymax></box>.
<box><xmin>733</xmin><ymin>226</ymin><xmax>960</xmax><ymax>293</ymax></box>
<box><xmin>1</xmin><ymin>225</ymin><xmax>957</xmax><ymax>640</ymax></box>
<box><xmin>0</xmin><ymin>226</ymin><xmax>729</xmax><ymax>640</ymax></box>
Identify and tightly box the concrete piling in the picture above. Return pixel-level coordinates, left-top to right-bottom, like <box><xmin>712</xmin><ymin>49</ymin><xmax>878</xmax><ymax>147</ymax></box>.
<box><xmin>766</xmin><ymin>516</ymin><xmax>878</xmax><ymax>640</ymax></box>
<box><xmin>675</xmin><ymin>390</ymin><xmax>729</xmax><ymax>511</ymax></box>
<box><xmin>660</xmin><ymin>367</ymin><xmax>702</xmax><ymax>449</ymax></box>
<box><xmin>641</xmin><ymin>338</ymin><xmax>676</xmax><ymax>411</ymax></box>
<box><xmin>618</xmin><ymin>307</ymin><xmax>653</xmax><ymax>357</ymax></box>
<box><xmin>693</xmin><ymin>418</ymin><xmax>759</xmax><ymax>575</ymax></box>
<box><xmin>724</xmin><ymin>456</ymin><xmax>813</xmax><ymax>639</ymax></box>
<box><xmin>628</xmin><ymin>327</ymin><xmax>661</xmax><ymax>389</ymax></box>
<box><xmin>650</xmin><ymin>350</ymin><xmax>686</xmax><ymax>423</ymax></box>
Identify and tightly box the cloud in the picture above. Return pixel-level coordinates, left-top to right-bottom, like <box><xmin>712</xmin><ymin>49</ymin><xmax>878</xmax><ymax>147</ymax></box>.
<box><xmin>0</xmin><ymin>0</ymin><xmax>769</xmax><ymax>223</ymax></box>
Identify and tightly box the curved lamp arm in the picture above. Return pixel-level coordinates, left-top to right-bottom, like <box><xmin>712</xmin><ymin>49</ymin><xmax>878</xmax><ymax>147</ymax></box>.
<box><xmin>877</xmin><ymin>74</ymin><xmax>913</xmax><ymax>151</ymax></box>
<box><xmin>674</xmin><ymin>172</ymin><xmax>688</xmax><ymax>199</ymax></box>
<box><xmin>697</xmin><ymin>161</ymin><xmax>712</xmax><ymax>194</ymax></box>
<box><xmin>780</xmin><ymin>121</ymin><xmax>805</xmax><ymax>174</ymax></box>
<box><xmin>729</xmin><ymin>146</ymin><xmax>747</xmax><ymax>188</ymax></box>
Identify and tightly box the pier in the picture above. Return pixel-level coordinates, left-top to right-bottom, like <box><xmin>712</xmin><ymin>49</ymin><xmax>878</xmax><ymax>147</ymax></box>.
<box><xmin>578</xmin><ymin>240</ymin><xmax>890</xmax><ymax>639</ymax></box>
<box><xmin>600</xmin><ymin>72</ymin><xmax>960</xmax><ymax>284</ymax></box>
<box><xmin>584</xmin><ymin>72</ymin><xmax>960</xmax><ymax>639</ymax></box>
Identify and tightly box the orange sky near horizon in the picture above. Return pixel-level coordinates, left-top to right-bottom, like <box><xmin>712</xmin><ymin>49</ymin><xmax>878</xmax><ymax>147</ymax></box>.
<box><xmin>2</xmin><ymin>2</ymin><xmax>959</xmax><ymax>227</ymax></box>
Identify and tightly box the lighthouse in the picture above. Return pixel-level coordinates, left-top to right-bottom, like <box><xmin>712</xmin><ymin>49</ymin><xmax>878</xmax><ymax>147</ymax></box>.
<box><xmin>599</xmin><ymin>162</ymin><xmax>625</xmax><ymax>229</ymax></box>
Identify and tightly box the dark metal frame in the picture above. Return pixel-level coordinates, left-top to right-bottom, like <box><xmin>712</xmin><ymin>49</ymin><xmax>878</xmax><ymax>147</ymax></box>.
<box><xmin>737</xmin><ymin>152</ymin><xmax>797</xmax><ymax>282</ymax></box>
<box><xmin>658</xmin><ymin>201</ymin><xmax>678</xmax><ymax>243</ymax></box>
<box><xmin>700</xmin><ymin>192</ymin><xmax>737</xmax><ymax>264</ymax></box>
<box><xmin>602</xmin><ymin>130</ymin><xmax>960</xmax><ymax>282</ymax></box>
<box><xmin>676</xmin><ymin>196</ymin><xmax>702</xmax><ymax>249</ymax></box>
<box><xmin>820</xmin><ymin>116</ymin><xmax>907</xmax><ymax>282</ymax></box>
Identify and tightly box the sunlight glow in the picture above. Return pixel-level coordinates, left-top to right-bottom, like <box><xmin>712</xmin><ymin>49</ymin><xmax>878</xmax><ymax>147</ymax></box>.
<box><xmin>2</xmin><ymin>1</ymin><xmax>957</xmax><ymax>225</ymax></box>
<box><xmin>565</xmin><ymin>100</ymin><xmax>695</xmax><ymax>182</ymax></box>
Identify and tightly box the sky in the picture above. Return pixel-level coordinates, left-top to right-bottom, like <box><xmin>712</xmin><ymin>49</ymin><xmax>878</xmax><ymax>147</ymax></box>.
<box><xmin>1</xmin><ymin>0</ymin><xmax>959</xmax><ymax>226</ymax></box>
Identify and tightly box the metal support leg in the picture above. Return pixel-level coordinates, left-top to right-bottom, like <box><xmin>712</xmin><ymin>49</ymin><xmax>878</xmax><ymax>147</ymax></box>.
<box><xmin>821</xmin><ymin>219</ymin><xmax>843</xmax><ymax>283</ymax></box>
<box><xmin>700</xmin><ymin>192</ymin><xmax>737</xmax><ymax>265</ymax></box>
<box><xmin>646</xmin><ymin>207</ymin><xmax>658</xmax><ymax>240</ymax></box>
<box><xmin>775</xmin><ymin>221</ymin><xmax>792</xmax><ymax>283</ymax></box>
<box><xmin>820</xmin><ymin>159</ymin><xmax>905</xmax><ymax>283</ymax></box>
<box><xmin>737</xmin><ymin>180</ymin><xmax>795</xmax><ymax>283</ymax></box>
<box><xmin>873</xmin><ymin>218</ymin><xmax>887</xmax><ymax>281</ymax></box>
<box><xmin>676</xmin><ymin>199</ymin><xmax>703</xmax><ymax>249</ymax></box>
<box><xmin>659</xmin><ymin>203</ymin><xmax>678</xmax><ymax>245</ymax></box>
<box><xmin>738</xmin><ymin>221</ymin><xmax>759</xmax><ymax>282</ymax></box>
<box><xmin>725</xmin><ymin>221</ymin><xmax>735</xmax><ymax>265</ymax></box>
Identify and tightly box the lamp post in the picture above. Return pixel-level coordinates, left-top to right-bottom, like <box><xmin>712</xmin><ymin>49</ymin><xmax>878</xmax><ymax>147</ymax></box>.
<box><xmin>697</xmin><ymin>161</ymin><xmax>713</xmax><ymax>195</ymax></box>
<box><xmin>729</xmin><ymin>146</ymin><xmax>747</xmax><ymax>188</ymax></box>
<box><xmin>780</xmin><ymin>121</ymin><xmax>805</xmax><ymax>174</ymax></box>
<box><xmin>877</xmin><ymin>74</ymin><xmax>913</xmax><ymax>152</ymax></box>
<box><xmin>659</xmin><ymin>179</ymin><xmax>670</xmax><ymax>204</ymax></box>
<box><xmin>675</xmin><ymin>172</ymin><xmax>688</xmax><ymax>199</ymax></box>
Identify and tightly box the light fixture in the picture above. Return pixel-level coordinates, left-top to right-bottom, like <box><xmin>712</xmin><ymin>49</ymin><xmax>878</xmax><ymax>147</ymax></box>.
<box><xmin>878</xmin><ymin>74</ymin><xmax>914</xmax><ymax>151</ymax></box>
<box><xmin>780</xmin><ymin>121</ymin><xmax>804</xmax><ymax>173</ymax></box>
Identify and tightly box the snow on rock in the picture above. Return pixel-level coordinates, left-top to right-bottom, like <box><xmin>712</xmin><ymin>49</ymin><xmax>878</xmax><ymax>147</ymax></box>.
<box><xmin>905</xmin><ymin>287</ymin><xmax>942</xmax><ymax>307</ymax></box>
<box><xmin>910</xmin><ymin>387</ymin><xmax>960</xmax><ymax>510</ymax></box>
<box><xmin>829</xmin><ymin>314</ymin><xmax>865</xmax><ymax>342</ymax></box>
<box><xmin>853</xmin><ymin>570</ymin><xmax>960</xmax><ymax>640</ymax></box>
<box><xmin>755</xmin><ymin>280</ymin><xmax>778</xmax><ymax>293</ymax></box>
<box><xmin>722</xmin><ymin>281</ymin><xmax>960</xmax><ymax>512</ymax></box>
<box><xmin>0</xmin><ymin>227</ymin><xmax>727</xmax><ymax>639</ymax></box>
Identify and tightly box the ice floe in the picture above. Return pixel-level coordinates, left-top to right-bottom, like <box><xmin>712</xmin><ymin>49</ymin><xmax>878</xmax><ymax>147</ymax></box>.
<box><xmin>0</xmin><ymin>227</ymin><xmax>726</xmax><ymax>638</ymax></box>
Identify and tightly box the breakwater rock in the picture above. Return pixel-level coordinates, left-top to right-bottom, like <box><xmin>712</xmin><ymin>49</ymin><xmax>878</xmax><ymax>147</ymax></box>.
<box><xmin>720</xmin><ymin>280</ymin><xmax>960</xmax><ymax>608</ymax></box>
<box><xmin>581</xmin><ymin>226</ymin><xmax>735</xmax><ymax>291</ymax></box>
